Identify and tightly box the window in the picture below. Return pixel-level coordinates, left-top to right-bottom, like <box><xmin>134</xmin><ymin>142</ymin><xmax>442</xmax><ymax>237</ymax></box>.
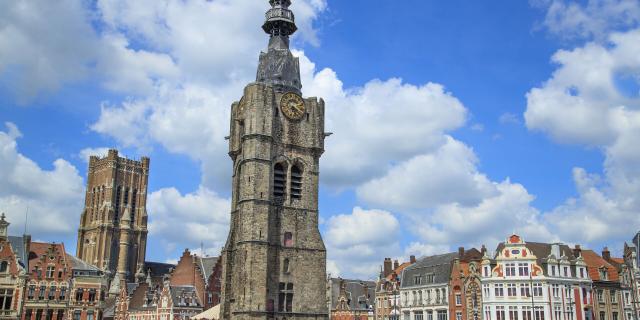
<box><xmin>283</xmin><ymin>259</ymin><xmax>290</xmax><ymax>274</ymax></box>
<box><xmin>533</xmin><ymin>283</ymin><xmax>543</xmax><ymax>297</ymax></box>
<box><xmin>39</xmin><ymin>286</ymin><xmax>45</xmax><ymax>300</ymax></box>
<box><xmin>563</xmin><ymin>266</ymin><xmax>569</xmax><ymax>277</ymax></box>
<box><xmin>483</xmin><ymin>284</ymin><xmax>490</xmax><ymax>297</ymax></box>
<box><xmin>414</xmin><ymin>311</ymin><xmax>423</xmax><ymax>320</ymax></box>
<box><xmin>0</xmin><ymin>289</ymin><xmax>13</xmax><ymax>310</ymax></box>
<box><xmin>426</xmin><ymin>311</ymin><xmax>433</xmax><ymax>320</ymax></box>
<box><xmin>551</xmin><ymin>265</ymin><xmax>556</xmax><ymax>276</ymax></box>
<box><xmin>507</xmin><ymin>284</ymin><xmax>517</xmax><ymax>297</ymax></box>
<box><xmin>73</xmin><ymin>311</ymin><xmax>81</xmax><ymax>320</ymax></box>
<box><xmin>520</xmin><ymin>284</ymin><xmax>530</xmax><ymax>297</ymax></box>
<box><xmin>522</xmin><ymin>307</ymin><xmax>532</xmax><ymax>320</ymax></box>
<box><xmin>36</xmin><ymin>309</ymin><xmax>42</xmax><ymax>320</ymax></box>
<box><xmin>25</xmin><ymin>309</ymin><xmax>32</xmax><ymax>320</ymax></box>
<box><xmin>0</xmin><ymin>261</ymin><xmax>7</xmax><ymax>273</ymax></box>
<box><xmin>554</xmin><ymin>305</ymin><xmax>562</xmax><ymax>319</ymax></box>
<box><xmin>115</xmin><ymin>186</ymin><xmax>121</xmax><ymax>222</ymax></box>
<box><xmin>131</xmin><ymin>189</ymin><xmax>137</xmax><ymax>217</ymax></box>
<box><xmin>455</xmin><ymin>293</ymin><xmax>461</xmax><ymax>306</ymax></box>
<box><xmin>612</xmin><ymin>312</ymin><xmax>618</xmax><ymax>320</ymax></box>
<box><xmin>509</xmin><ymin>306</ymin><xmax>519</xmax><ymax>320</ymax></box>
<box><xmin>87</xmin><ymin>311</ymin><xmax>94</xmax><ymax>320</ymax></box>
<box><xmin>600</xmin><ymin>312</ymin><xmax>606</xmax><ymax>320</ymax></box>
<box><xmin>505</xmin><ymin>263</ymin><xmax>516</xmax><ymax>276</ymax></box>
<box><xmin>89</xmin><ymin>289</ymin><xmax>96</xmax><ymax>302</ymax></box>
<box><xmin>57</xmin><ymin>310</ymin><xmax>64</xmax><ymax>320</ymax></box>
<box><xmin>483</xmin><ymin>266</ymin><xmax>490</xmax><ymax>277</ymax></box>
<box><xmin>273</xmin><ymin>163</ymin><xmax>286</xmax><ymax>198</ymax></box>
<box><xmin>579</xmin><ymin>268</ymin><xmax>585</xmax><ymax>278</ymax></box>
<box><xmin>497</xmin><ymin>306</ymin><xmax>506</xmax><ymax>320</ymax></box>
<box><xmin>518</xmin><ymin>263</ymin><xmax>529</xmax><ymax>276</ymax></box>
<box><xmin>48</xmin><ymin>286</ymin><xmax>55</xmax><ymax>300</ymax></box>
<box><xmin>436</xmin><ymin>311</ymin><xmax>446</xmax><ymax>320</ymax></box>
<box><xmin>533</xmin><ymin>307</ymin><xmax>544</xmax><ymax>320</ymax></box>
<box><xmin>123</xmin><ymin>188</ymin><xmax>129</xmax><ymax>205</ymax></box>
<box><xmin>283</xmin><ymin>232</ymin><xmax>293</xmax><ymax>247</ymax></box>
<box><xmin>76</xmin><ymin>288</ymin><xmax>84</xmax><ymax>301</ymax></box>
<box><xmin>277</xmin><ymin>283</ymin><xmax>293</xmax><ymax>312</ymax></box>
<box><xmin>414</xmin><ymin>276</ymin><xmax>422</xmax><ymax>285</ymax></box>
<box><xmin>552</xmin><ymin>284</ymin><xmax>560</xmax><ymax>298</ymax></box>
<box><xmin>611</xmin><ymin>291</ymin><xmax>617</xmax><ymax>303</ymax></box>
<box><xmin>46</xmin><ymin>310</ymin><xmax>53</xmax><ymax>320</ymax></box>
<box><xmin>495</xmin><ymin>284</ymin><xmax>504</xmax><ymax>297</ymax></box>
<box><xmin>597</xmin><ymin>290</ymin><xmax>604</xmax><ymax>303</ymax></box>
<box><xmin>426</xmin><ymin>274</ymin><xmax>435</xmax><ymax>283</ymax></box>
<box><xmin>290</xmin><ymin>165</ymin><xmax>302</xmax><ymax>200</ymax></box>
<box><xmin>28</xmin><ymin>285</ymin><xmax>35</xmax><ymax>300</ymax></box>
<box><xmin>59</xmin><ymin>287</ymin><xmax>66</xmax><ymax>300</ymax></box>
<box><xmin>485</xmin><ymin>306</ymin><xmax>491</xmax><ymax>320</ymax></box>
<box><xmin>455</xmin><ymin>312</ymin><xmax>462</xmax><ymax>320</ymax></box>
<box><xmin>46</xmin><ymin>266</ymin><xmax>54</xmax><ymax>278</ymax></box>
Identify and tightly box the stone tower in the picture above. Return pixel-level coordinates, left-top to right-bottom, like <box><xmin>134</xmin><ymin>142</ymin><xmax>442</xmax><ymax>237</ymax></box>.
<box><xmin>219</xmin><ymin>1</ymin><xmax>329</xmax><ymax>319</ymax></box>
<box><xmin>76</xmin><ymin>149</ymin><xmax>149</xmax><ymax>281</ymax></box>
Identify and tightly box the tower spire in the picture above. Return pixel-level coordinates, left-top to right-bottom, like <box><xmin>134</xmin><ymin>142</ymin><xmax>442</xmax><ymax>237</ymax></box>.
<box><xmin>256</xmin><ymin>0</ymin><xmax>302</xmax><ymax>93</ymax></box>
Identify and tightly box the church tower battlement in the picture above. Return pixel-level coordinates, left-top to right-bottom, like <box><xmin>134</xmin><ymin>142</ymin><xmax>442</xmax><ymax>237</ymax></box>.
<box><xmin>219</xmin><ymin>1</ymin><xmax>329</xmax><ymax>319</ymax></box>
<box><xmin>77</xmin><ymin>149</ymin><xmax>149</xmax><ymax>282</ymax></box>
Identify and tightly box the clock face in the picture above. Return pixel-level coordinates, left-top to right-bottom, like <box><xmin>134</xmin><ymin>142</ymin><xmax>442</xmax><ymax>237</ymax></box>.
<box><xmin>280</xmin><ymin>92</ymin><xmax>305</xmax><ymax>120</ymax></box>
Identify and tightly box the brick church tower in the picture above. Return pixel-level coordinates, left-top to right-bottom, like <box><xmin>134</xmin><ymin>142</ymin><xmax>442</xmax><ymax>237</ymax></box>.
<box><xmin>219</xmin><ymin>1</ymin><xmax>329</xmax><ymax>319</ymax></box>
<box><xmin>77</xmin><ymin>149</ymin><xmax>149</xmax><ymax>281</ymax></box>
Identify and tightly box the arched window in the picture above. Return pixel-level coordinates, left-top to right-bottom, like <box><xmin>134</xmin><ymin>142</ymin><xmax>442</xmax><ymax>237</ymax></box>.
<box><xmin>290</xmin><ymin>165</ymin><xmax>302</xmax><ymax>200</ymax></box>
<box><xmin>0</xmin><ymin>261</ymin><xmax>7</xmax><ymax>273</ymax></box>
<box><xmin>273</xmin><ymin>163</ymin><xmax>286</xmax><ymax>198</ymax></box>
<box><xmin>283</xmin><ymin>259</ymin><xmax>290</xmax><ymax>274</ymax></box>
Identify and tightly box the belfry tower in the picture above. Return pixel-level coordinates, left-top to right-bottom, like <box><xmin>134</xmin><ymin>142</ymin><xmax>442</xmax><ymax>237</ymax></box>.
<box><xmin>219</xmin><ymin>1</ymin><xmax>329</xmax><ymax>319</ymax></box>
<box><xmin>77</xmin><ymin>149</ymin><xmax>149</xmax><ymax>281</ymax></box>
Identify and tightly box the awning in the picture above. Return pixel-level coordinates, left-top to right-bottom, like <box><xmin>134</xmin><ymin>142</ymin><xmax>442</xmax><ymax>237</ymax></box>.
<box><xmin>192</xmin><ymin>305</ymin><xmax>220</xmax><ymax>320</ymax></box>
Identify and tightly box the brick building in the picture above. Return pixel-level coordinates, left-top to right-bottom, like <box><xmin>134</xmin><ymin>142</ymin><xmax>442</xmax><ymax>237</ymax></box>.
<box><xmin>583</xmin><ymin>249</ymin><xmax>625</xmax><ymax>320</ymax></box>
<box><xmin>448</xmin><ymin>247</ymin><xmax>483</xmax><ymax>320</ymax></box>
<box><xmin>328</xmin><ymin>278</ymin><xmax>375</xmax><ymax>320</ymax></box>
<box><xmin>0</xmin><ymin>214</ymin><xmax>28</xmax><ymax>320</ymax></box>
<box><xmin>375</xmin><ymin>257</ymin><xmax>415</xmax><ymax>320</ymax></box>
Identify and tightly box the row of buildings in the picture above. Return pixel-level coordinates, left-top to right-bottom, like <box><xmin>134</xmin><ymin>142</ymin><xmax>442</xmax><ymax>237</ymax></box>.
<box><xmin>0</xmin><ymin>210</ymin><xmax>223</xmax><ymax>320</ymax></box>
<box><xmin>329</xmin><ymin>233</ymin><xmax>640</xmax><ymax>320</ymax></box>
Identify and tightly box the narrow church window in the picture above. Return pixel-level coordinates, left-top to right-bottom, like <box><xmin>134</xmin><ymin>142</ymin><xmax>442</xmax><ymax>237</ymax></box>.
<box><xmin>283</xmin><ymin>232</ymin><xmax>293</xmax><ymax>247</ymax></box>
<box><xmin>290</xmin><ymin>165</ymin><xmax>302</xmax><ymax>200</ymax></box>
<box><xmin>123</xmin><ymin>188</ymin><xmax>129</xmax><ymax>205</ymax></box>
<box><xmin>131</xmin><ymin>189</ymin><xmax>137</xmax><ymax>219</ymax></box>
<box><xmin>283</xmin><ymin>259</ymin><xmax>290</xmax><ymax>274</ymax></box>
<box><xmin>115</xmin><ymin>186</ymin><xmax>121</xmax><ymax>223</ymax></box>
<box><xmin>273</xmin><ymin>163</ymin><xmax>286</xmax><ymax>198</ymax></box>
<box><xmin>306</xmin><ymin>113</ymin><xmax>309</xmax><ymax>121</ymax></box>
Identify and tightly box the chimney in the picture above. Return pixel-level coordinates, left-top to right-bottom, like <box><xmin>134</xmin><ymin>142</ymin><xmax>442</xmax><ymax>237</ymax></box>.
<box><xmin>23</xmin><ymin>234</ymin><xmax>31</xmax><ymax>268</ymax></box>
<box><xmin>410</xmin><ymin>255</ymin><xmax>416</xmax><ymax>264</ymax></box>
<box><xmin>481</xmin><ymin>245</ymin><xmax>487</xmax><ymax>256</ymax></box>
<box><xmin>602</xmin><ymin>247</ymin><xmax>611</xmax><ymax>262</ymax></box>
<box><xmin>458</xmin><ymin>247</ymin><xmax>465</xmax><ymax>259</ymax></box>
<box><xmin>573</xmin><ymin>245</ymin><xmax>582</xmax><ymax>258</ymax></box>
<box><xmin>393</xmin><ymin>260</ymin><xmax>399</xmax><ymax>270</ymax></box>
<box><xmin>383</xmin><ymin>258</ymin><xmax>392</xmax><ymax>277</ymax></box>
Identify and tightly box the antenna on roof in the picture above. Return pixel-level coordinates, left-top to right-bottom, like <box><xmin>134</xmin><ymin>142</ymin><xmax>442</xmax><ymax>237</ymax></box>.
<box><xmin>23</xmin><ymin>206</ymin><xmax>29</xmax><ymax>235</ymax></box>
<box><xmin>201</xmin><ymin>241</ymin><xmax>205</xmax><ymax>257</ymax></box>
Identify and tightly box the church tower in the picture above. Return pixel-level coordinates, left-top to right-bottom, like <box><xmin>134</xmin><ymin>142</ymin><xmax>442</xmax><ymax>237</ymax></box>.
<box><xmin>77</xmin><ymin>149</ymin><xmax>149</xmax><ymax>281</ymax></box>
<box><xmin>219</xmin><ymin>1</ymin><xmax>328</xmax><ymax>319</ymax></box>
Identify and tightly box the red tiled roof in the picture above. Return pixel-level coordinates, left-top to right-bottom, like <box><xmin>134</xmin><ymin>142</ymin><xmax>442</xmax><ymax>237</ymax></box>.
<box><xmin>28</xmin><ymin>242</ymin><xmax>67</xmax><ymax>271</ymax></box>
<box><xmin>582</xmin><ymin>250</ymin><xmax>619</xmax><ymax>282</ymax></box>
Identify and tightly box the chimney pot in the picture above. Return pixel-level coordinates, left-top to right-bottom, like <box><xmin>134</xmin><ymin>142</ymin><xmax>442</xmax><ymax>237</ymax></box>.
<box><xmin>458</xmin><ymin>247</ymin><xmax>465</xmax><ymax>259</ymax></box>
<box><xmin>602</xmin><ymin>247</ymin><xmax>611</xmax><ymax>261</ymax></box>
<box><xmin>383</xmin><ymin>258</ymin><xmax>392</xmax><ymax>277</ymax></box>
<box><xmin>410</xmin><ymin>255</ymin><xmax>416</xmax><ymax>264</ymax></box>
<box><xmin>393</xmin><ymin>260</ymin><xmax>399</xmax><ymax>270</ymax></box>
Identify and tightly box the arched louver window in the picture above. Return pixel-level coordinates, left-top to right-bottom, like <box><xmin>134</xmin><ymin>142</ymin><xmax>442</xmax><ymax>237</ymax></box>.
<box><xmin>273</xmin><ymin>163</ymin><xmax>286</xmax><ymax>198</ymax></box>
<box><xmin>290</xmin><ymin>165</ymin><xmax>302</xmax><ymax>200</ymax></box>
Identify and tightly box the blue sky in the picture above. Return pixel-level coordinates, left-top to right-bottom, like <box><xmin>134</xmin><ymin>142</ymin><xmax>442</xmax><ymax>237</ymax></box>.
<box><xmin>1</xmin><ymin>0</ymin><xmax>639</xmax><ymax>279</ymax></box>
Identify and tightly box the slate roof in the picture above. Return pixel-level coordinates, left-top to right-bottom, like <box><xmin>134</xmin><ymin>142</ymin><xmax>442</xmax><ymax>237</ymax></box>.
<box><xmin>145</xmin><ymin>261</ymin><xmax>175</xmax><ymax>277</ymax></box>
<box><xmin>7</xmin><ymin>236</ymin><xmax>27</xmax><ymax>266</ymax></box>
<box><xmin>66</xmin><ymin>254</ymin><xmax>101</xmax><ymax>271</ymax></box>
<box><xmin>170</xmin><ymin>285</ymin><xmax>203</xmax><ymax>308</ymax></box>
<box><xmin>400</xmin><ymin>253</ymin><xmax>458</xmax><ymax>288</ymax></box>
<box><xmin>197</xmin><ymin>257</ymin><xmax>218</xmax><ymax>281</ymax></box>
<box><xmin>328</xmin><ymin>278</ymin><xmax>375</xmax><ymax>311</ymax></box>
